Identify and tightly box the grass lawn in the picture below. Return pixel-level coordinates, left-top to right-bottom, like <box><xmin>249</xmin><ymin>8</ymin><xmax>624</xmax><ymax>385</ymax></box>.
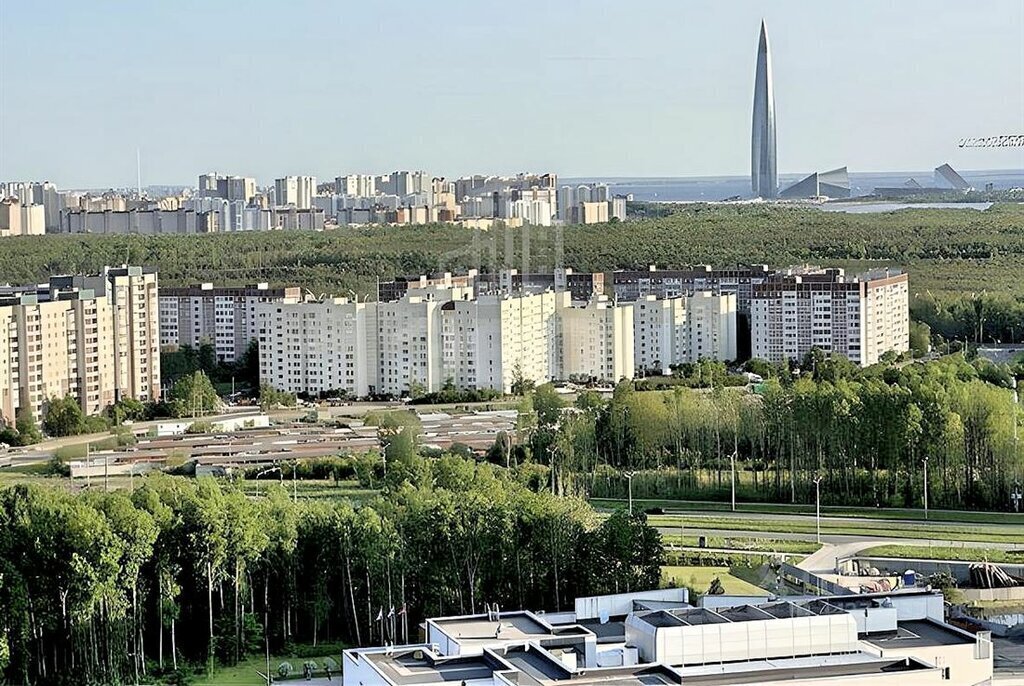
<box><xmin>661</xmin><ymin>534</ymin><xmax>820</xmax><ymax>555</ymax></box>
<box><xmin>661</xmin><ymin>565</ymin><xmax>768</xmax><ymax>596</ymax></box>
<box><xmin>592</xmin><ymin>498</ymin><xmax>1024</xmax><ymax>526</ymax></box>
<box><xmin>192</xmin><ymin>651</ymin><xmax>342</xmax><ymax>685</ymax></box>
<box><xmin>646</xmin><ymin>514</ymin><xmax>1021</xmax><ymax>544</ymax></box>
<box><xmin>860</xmin><ymin>545</ymin><xmax>1024</xmax><ymax>564</ymax></box>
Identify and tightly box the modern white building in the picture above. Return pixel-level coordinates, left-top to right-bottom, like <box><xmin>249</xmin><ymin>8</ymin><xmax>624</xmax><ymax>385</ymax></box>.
<box><xmin>256</xmin><ymin>298</ymin><xmax>377</xmax><ymax>398</ymax></box>
<box><xmin>750</xmin><ymin>268</ymin><xmax>910</xmax><ymax>366</ymax></box>
<box><xmin>633</xmin><ymin>293</ymin><xmax>738</xmax><ymax>374</ymax></box>
<box><xmin>342</xmin><ymin>587</ymin><xmax>992</xmax><ymax>686</ymax></box>
<box><xmin>375</xmin><ymin>286</ymin><xmax>474</xmax><ymax>397</ymax></box>
<box><xmin>559</xmin><ymin>296</ymin><xmax>635</xmax><ymax>383</ymax></box>
<box><xmin>440</xmin><ymin>290</ymin><xmax>565</xmax><ymax>393</ymax></box>
<box><xmin>0</xmin><ymin>198</ymin><xmax>45</xmax><ymax>237</ymax></box>
<box><xmin>336</xmin><ymin>174</ymin><xmax>376</xmax><ymax>198</ymax></box>
<box><xmin>159</xmin><ymin>283</ymin><xmax>302</xmax><ymax>362</ymax></box>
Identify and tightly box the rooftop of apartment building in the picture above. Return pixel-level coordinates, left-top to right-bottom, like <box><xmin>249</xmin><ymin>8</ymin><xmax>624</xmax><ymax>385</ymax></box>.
<box><xmin>159</xmin><ymin>282</ymin><xmax>301</xmax><ymax>297</ymax></box>
<box><xmin>0</xmin><ymin>265</ymin><xmax>156</xmax><ymax>304</ymax></box>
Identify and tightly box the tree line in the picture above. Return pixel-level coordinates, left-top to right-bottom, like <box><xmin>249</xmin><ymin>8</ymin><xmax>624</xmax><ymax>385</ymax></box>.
<box><xmin>512</xmin><ymin>354</ymin><xmax>1022</xmax><ymax>511</ymax></box>
<box><xmin>0</xmin><ymin>453</ymin><xmax>662</xmax><ymax>685</ymax></box>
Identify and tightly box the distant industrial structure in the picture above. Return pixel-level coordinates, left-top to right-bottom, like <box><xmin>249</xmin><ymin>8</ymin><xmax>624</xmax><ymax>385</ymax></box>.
<box><xmin>873</xmin><ymin>162</ymin><xmax>974</xmax><ymax>196</ymax></box>
<box><xmin>779</xmin><ymin>167</ymin><xmax>851</xmax><ymax>199</ymax></box>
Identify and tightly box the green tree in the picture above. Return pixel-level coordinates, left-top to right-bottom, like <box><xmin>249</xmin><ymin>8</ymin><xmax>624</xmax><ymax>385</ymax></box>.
<box><xmin>14</xmin><ymin>407</ymin><xmax>41</xmax><ymax>445</ymax></box>
<box><xmin>909</xmin><ymin>321</ymin><xmax>932</xmax><ymax>358</ymax></box>
<box><xmin>169</xmin><ymin>371</ymin><xmax>220</xmax><ymax>418</ymax></box>
<box><xmin>42</xmin><ymin>395</ymin><xmax>85</xmax><ymax>437</ymax></box>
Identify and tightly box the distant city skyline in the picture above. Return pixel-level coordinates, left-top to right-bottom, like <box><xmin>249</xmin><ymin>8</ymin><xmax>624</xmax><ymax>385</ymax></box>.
<box><xmin>1</xmin><ymin>0</ymin><xmax>1021</xmax><ymax>187</ymax></box>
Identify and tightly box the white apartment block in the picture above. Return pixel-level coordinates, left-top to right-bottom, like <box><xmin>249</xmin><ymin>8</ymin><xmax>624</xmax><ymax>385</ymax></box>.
<box><xmin>559</xmin><ymin>296</ymin><xmax>635</xmax><ymax>383</ymax></box>
<box><xmin>440</xmin><ymin>291</ymin><xmax>565</xmax><ymax>393</ymax></box>
<box><xmin>256</xmin><ymin>299</ymin><xmax>377</xmax><ymax>398</ymax></box>
<box><xmin>0</xmin><ymin>266</ymin><xmax>160</xmax><ymax>425</ymax></box>
<box><xmin>159</xmin><ymin>283</ymin><xmax>302</xmax><ymax>362</ymax></box>
<box><xmin>376</xmin><ymin>287</ymin><xmax>473</xmax><ymax>397</ymax></box>
<box><xmin>751</xmin><ymin>268</ymin><xmax>909</xmax><ymax>366</ymax></box>
<box><xmin>335</xmin><ymin>174</ymin><xmax>376</xmax><ymax>197</ymax></box>
<box><xmin>274</xmin><ymin>175</ymin><xmax>316</xmax><ymax>209</ymax></box>
<box><xmin>633</xmin><ymin>293</ymin><xmax>738</xmax><ymax>374</ymax></box>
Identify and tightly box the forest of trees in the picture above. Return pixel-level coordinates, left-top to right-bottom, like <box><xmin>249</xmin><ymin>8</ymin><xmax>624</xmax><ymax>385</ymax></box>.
<box><xmin>512</xmin><ymin>354</ymin><xmax>1022</xmax><ymax>512</ymax></box>
<box><xmin>1</xmin><ymin>203</ymin><xmax>1023</xmax><ymax>339</ymax></box>
<box><xmin>0</xmin><ymin>454</ymin><xmax>662</xmax><ymax>685</ymax></box>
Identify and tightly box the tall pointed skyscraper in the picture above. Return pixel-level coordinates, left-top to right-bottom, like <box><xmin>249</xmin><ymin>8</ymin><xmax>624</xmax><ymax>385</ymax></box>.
<box><xmin>751</xmin><ymin>20</ymin><xmax>777</xmax><ymax>199</ymax></box>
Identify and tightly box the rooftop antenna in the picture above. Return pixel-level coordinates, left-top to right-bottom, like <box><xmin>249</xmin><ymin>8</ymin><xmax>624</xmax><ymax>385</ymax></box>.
<box><xmin>136</xmin><ymin>147</ymin><xmax>142</xmax><ymax>197</ymax></box>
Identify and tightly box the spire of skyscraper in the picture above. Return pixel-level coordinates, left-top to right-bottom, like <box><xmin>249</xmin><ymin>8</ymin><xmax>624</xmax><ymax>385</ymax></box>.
<box><xmin>751</xmin><ymin>19</ymin><xmax>778</xmax><ymax>199</ymax></box>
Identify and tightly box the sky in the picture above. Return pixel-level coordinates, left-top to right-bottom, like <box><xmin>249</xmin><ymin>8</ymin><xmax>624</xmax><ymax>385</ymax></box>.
<box><xmin>1</xmin><ymin>0</ymin><xmax>1022</xmax><ymax>188</ymax></box>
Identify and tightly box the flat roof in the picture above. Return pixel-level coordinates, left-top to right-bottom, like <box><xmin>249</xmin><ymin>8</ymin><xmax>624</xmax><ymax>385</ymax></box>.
<box><xmin>676</xmin><ymin>654</ymin><xmax>933</xmax><ymax>685</ymax></box>
<box><xmin>365</xmin><ymin>647</ymin><xmax>508</xmax><ymax>685</ymax></box>
<box><xmin>500</xmin><ymin>646</ymin><xmax>680</xmax><ymax>686</ymax></box>
<box><xmin>431</xmin><ymin>612</ymin><xmax>590</xmax><ymax>650</ymax></box>
<box><xmin>862</xmin><ymin>619</ymin><xmax>975</xmax><ymax>649</ymax></box>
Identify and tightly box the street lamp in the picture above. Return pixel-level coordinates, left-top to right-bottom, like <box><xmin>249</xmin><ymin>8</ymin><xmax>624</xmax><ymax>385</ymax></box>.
<box><xmin>1012</xmin><ymin>481</ymin><xmax>1022</xmax><ymax>513</ymax></box>
<box><xmin>813</xmin><ymin>475</ymin><xmax>823</xmax><ymax>544</ymax></box>
<box><xmin>624</xmin><ymin>472</ymin><xmax>635</xmax><ymax>516</ymax></box>
<box><xmin>730</xmin><ymin>450</ymin><xmax>738</xmax><ymax>512</ymax></box>
<box><xmin>923</xmin><ymin>457</ymin><xmax>929</xmax><ymax>521</ymax></box>
<box><xmin>254</xmin><ymin>466</ymin><xmax>281</xmax><ymax>498</ymax></box>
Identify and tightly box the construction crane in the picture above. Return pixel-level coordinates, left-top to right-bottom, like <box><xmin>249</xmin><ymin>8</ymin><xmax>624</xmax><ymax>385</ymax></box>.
<box><xmin>957</xmin><ymin>134</ymin><xmax>1024</xmax><ymax>148</ymax></box>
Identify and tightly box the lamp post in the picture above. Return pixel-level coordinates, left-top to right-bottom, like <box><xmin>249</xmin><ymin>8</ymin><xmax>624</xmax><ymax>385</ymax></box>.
<box><xmin>813</xmin><ymin>475</ymin><xmax>823</xmax><ymax>544</ymax></box>
<box><xmin>923</xmin><ymin>456</ymin><xmax>929</xmax><ymax>521</ymax></box>
<box><xmin>624</xmin><ymin>472</ymin><xmax>635</xmax><ymax>516</ymax></box>
<box><xmin>254</xmin><ymin>466</ymin><xmax>281</xmax><ymax>498</ymax></box>
<box><xmin>1012</xmin><ymin>481</ymin><xmax>1022</xmax><ymax>513</ymax></box>
<box><xmin>730</xmin><ymin>450</ymin><xmax>738</xmax><ymax>512</ymax></box>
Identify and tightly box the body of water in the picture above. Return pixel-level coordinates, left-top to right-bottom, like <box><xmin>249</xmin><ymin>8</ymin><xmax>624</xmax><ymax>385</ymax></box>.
<box><xmin>563</xmin><ymin>169</ymin><xmax>1024</xmax><ymax>203</ymax></box>
<box><xmin>820</xmin><ymin>202</ymin><xmax>994</xmax><ymax>214</ymax></box>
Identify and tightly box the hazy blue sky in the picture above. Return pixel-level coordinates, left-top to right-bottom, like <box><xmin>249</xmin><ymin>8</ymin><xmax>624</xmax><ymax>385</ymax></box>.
<box><xmin>2</xmin><ymin>0</ymin><xmax>1022</xmax><ymax>187</ymax></box>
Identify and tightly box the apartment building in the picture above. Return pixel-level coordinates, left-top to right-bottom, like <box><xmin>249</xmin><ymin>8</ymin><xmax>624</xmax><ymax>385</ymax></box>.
<box><xmin>612</xmin><ymin>264</ymin><xmax>774</xmax><ymax>314</ymax></box>
<box><xmin>376</xmin><ymin>287</ymin><xmax>473</xmax><ymax>397</ymax></box>
<box><xmin>440</xmin><ymin>290</ymin><xmax>565</xmax><ymax>393</ymax></box>
<box><xmin>633</xmin><ymin>292</ymin><xmax>738</xmax><ymax>374</ymax></box>
<box><xmin>274</xmin><ymin>175</ymin><xmax>316</xmax><ymax>209</ymax></box>
<box><xmin>0</xmin><ymin>198</ymin><xmax>45</xmax><ymax>237</ymax></box>
<box><xmin>0</xmin><ymin>266</ymin><xmax>160</xmax><ymax>425</ymax></box>
<box><xmin>559</xmin><ymin>296</ymin><xmax>635</xmax><ymax>383</ymax></box>
<box><xmin>160</xmin><ymin>283</ymin><xmax>302</xmax><ymax>362</ymax></box>
<box><xmin>255</xmin><ymin>298</ymin><xmax>377</xmax><ymax>397</ymax></box>
<box><xmin>750</xmin><ymin>268</ymin><xmax>909</xmax><ymax>366</ymax></box>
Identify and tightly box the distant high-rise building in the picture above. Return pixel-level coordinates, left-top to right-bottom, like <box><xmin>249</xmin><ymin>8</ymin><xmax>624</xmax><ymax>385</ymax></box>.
<box><xmin>751</xmin><ymin>20</ymin><xmax>777</xmax><ymax>199</ymax></box>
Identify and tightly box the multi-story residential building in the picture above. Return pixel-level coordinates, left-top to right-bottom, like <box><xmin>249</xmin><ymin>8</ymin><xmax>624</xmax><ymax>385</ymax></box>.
<box><xmin>0</xmin><ymin>266</ymin><xmax>160</xmax><ymax>425</ymax></box>
<box><xmin>197</xmin><ymin>173</ymin><xmax>256</xmax><ymax>204</ymax></box>
<box><xmin>255</xmin><ymin>298</ymin><xmax>377</xmax><ymax>397</ymax></box>
<box><xmin>159</xmin><ymin>283</ymin><xmax>302</xmax><ymax>362</ymax></box>
<box><xmin>440</xmin><ymin>290</ymin><xmax>564</xmax><ymax>392</ymax></box>
<box><xmin>633</xmin><ymin>293</ymin><xmax>738</xmax><ymax>374</ymax></box>
<box><xmin>335</xmin><ymin>174</ymin><xmax>376</xmax><ymax>197</ymax></box>
<box><xmin>612</xmin><ymin>264</ymin><xmax>774</xmax><ymax>314</ymax></box>
<box><xmin>0</xmin><ymin>198</ymin><xmax>45</xmax><ymax>237</ymax></box>
<box><xmin>559</xmin><ymin>296</ymin><xmax>634</xmax><ymax>383</ymax></box>
<box><xmin>750</xmin><ymin>267</ymin><xmax>909</xmax><ymax>366</ymax></box>
<box><xmin>375</xmin><ymin>286</ymin><xmax>473</xmax><ymax>397</ymax></box>
<box><xmin>274</xmin><ymin>175</ymin><xmax>316</xmax><ymax>209</ymax></box>
<box><xmin>64</xmin><ymin>205</ymin><xmax>324</xmax><ymax>233</ymax></box>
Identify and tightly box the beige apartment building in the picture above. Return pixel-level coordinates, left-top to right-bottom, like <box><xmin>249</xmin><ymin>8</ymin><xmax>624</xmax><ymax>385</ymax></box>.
<box><xmin>559</xmin><ymin>296</ymin><xmax>635</xmax><ymax>383</ymax></box>
<box><xmin>751</xmin><ymin>267</ymin><xmax>909</xmax><ymax>366</ymax></box>
<box><xmin>160</xmin><ymin>282</ymin><xmax>302</xmax><ymax>362</ymax></box>
<box><xmin>0</xmin><ymin>266</ymin><xmax>160</xmax><ymax>426</ymax></box>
